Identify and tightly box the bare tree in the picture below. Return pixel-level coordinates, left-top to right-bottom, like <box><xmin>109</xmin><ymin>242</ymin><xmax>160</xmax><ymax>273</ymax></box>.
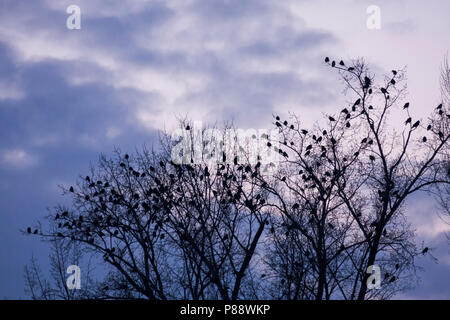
<box><xmin>25</xmin><ymin>58</ymin><xmax>448</xmax><ymax>300</ymax></box>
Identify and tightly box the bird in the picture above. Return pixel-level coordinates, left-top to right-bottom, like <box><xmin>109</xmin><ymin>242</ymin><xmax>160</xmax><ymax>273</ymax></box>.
<box><xmin>392</xmin><ymin>70</ymin><xmax>397</xmax><ymax>75</ymax></box>
<box><xmin>69</xmin><ymin>186</ymin><xmax>74</xmax><ymax>192</ymax></box>
<box><xmin>354</xmin><ymin>98</ymin><xmax>361</xmax><ymax>106</ymax></box>
<box><xmin>124</xmin><ymin>154</ymin><xmax>129</xmax><ymax>160</ymax></box>
<box><xmin>427</xmin><ymin>124</ymin><xmax>432</xmax><ymax>130</ymax></box>
<box><xmin>331</xmin><ymin>61</ymin><xmax>336</xmax><ymax>67</ymax></box>
<box><xmin>292</xmin><ymin>203</ymin><xmax>299</xmax><ymax>210</ymax></box>
<box><xmin>361</xmin><ymin>138</ymin><xmax>368</xmax><ymax>144</ymax></box>
<box><xmin>346</xmin><ymin>122</ymin><xmax>351</xmax><ymax>128</ymax></box>
<box><xmin>390</xmin><ymin>79</ymin><xmax>396</xmax><ymax>85</ymax></box>
<box><xmin>329</xmin><ymin>116</ymin><xmax>336</xmax><ymax>122</ymax></box>
<box><xmin>412</xmin><ymin>120</ymin><xmax>420</xmax><ymax>128</ymax></box>
<box><xmin>341</xmin><ymin>108</ymin><xmax>349</xmax><ymax>114</ymax></box>
<box><xmin>389</xmin><ymin>276</ymin><xmax>396</xmax><ymax>283</ymax></box>
<box><xmin>276</xmin><ymin>121</ymin><xmax>282</xmax><ymax>127</ymax></box>
<box><xmin>339</xmin><ymin>60</ymin><xmax>345</xmax><ymax>66</ymax></box>
<box><xmin>33</xmin><ymin>229</ymin><xmax>38</xmax><ymax>234</ymax></box>
<box><xmin>403</xmin><ymin>102</ymin><xmax>409</xmax><ymax>109</ymax></box>
<box><xmin>301</xmin><ymin>129</ymin><xmax>308</xmax><ymax>135</ymax></box>
<box><xmin>27</xmin><ymin>227</ymin><xmax>31</xmax><ymax>233</ymax></box>
<box><xmin>422</xmin><ymin>247</ymin><xmax>429</xmax><ymax>254</ymax></box>
<box><xmin>267</xmin><ymin>142</ymin><xmax>272</xmax><ymax>147</ymax></box>
<box><xmin>348</xmin><ymin>67</ymin><xmax>355</xmax><ymax>71</ymax></box>
<box><xmin>381</xmin><ymin>88</ymin><xmax>387</xmax><ymax>94</ymax></box>
<box><xmin>85</xmin><ymin>176</ymin><xmax>90</xmax><ymax>182</ymax></box>
<box><xmin>436</xmin><ymin>103</ymin><xmax>442</xmax><ymax>110</ymax></box>
<box><xmin>325</xmin><ymin>57</ymin><xmax>330</xmax><ymax>63</ymax></box>
<box><xmin>369</xmin><ymin>155</ymin><xmax>375</xmax><ymax>161</ymax></box>
<box><xmin>422</xmin><ymin>137</ymin><xmax>427</xmax><ymax>142</ymax></box>
<box><xmin>185</xmin><ymin>125</ymin><xmax>190</xmax><ymax>130</ymax></box>
<box><xmin>364</xmin><ymin>77</ymin><xmax>371</xmax><ymax>88</ymax></box>
<box><xmin>405</xmin><ymin>117</ymin><xmax>412</xmax><ymax>125</ymax></box>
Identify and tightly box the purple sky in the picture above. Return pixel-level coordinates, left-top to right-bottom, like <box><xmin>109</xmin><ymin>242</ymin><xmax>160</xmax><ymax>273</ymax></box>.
<box><xmin>0</xmin><ymin>0</ymin><xmax>449</xmax><ymax>299</ymax></box>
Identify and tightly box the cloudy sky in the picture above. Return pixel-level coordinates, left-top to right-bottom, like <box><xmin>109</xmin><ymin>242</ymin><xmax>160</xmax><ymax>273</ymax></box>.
<box><xmin>0</xmin><ymin>0</ymin><xmax>449</xmax><ymax>299</ymax></box>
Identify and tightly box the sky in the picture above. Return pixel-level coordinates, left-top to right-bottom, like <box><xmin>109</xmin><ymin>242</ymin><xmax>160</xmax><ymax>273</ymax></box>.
<box><xmin>0</xmin><ymin>0</ymin><xmax>449</xmax><ymax>299</ymax></box>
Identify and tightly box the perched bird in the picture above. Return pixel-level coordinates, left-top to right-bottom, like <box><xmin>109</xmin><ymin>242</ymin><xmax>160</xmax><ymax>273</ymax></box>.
<box><xmin>27</xmin><ymin>227</ymin><xmax>31</xmax><ymax>234</ymax></box>
<box><xmin>339</xmin><ymin>60</ymin><xmax>345</xmax><ymax>66</ymax></box>
<box><xmin>329</xmin><ymin>116</ymin><xmax>336</xmax><ymax>122</ymax></box>
<box><xmin>427</xmin><ymin>124</ymin><xmax>432</xmax><ymax>131</ymax></box>
<box><xmin>185</xmin><ymin>125</ymin><xmax>190</xmax><ymax>130</ymax></box>
<box><xmin>403</xmin><ymin>102</ymin><xmax>409</xmax><ymax>109</ymax></box>
<box><xmin>85</xmin><ymin>176</ymin><xmax>90</xmax><ymax>182</ymax></box>
<box><xmin>331</xmin><ymin>61</ymin><xmax>336</xmax><ymax>67</ymax></box>
<box><xmin>124</xmin><ymin>154</ymin><xmax>129</xmax><ymax>160</ymax></box>
<box><xmin>346</xmin><ymin>122</ymin><xmax>351</xmax><ymax>128</ymax></box>
<box><xmin>390</xmin><ymin>79</ymin><xmax>396</xmax><ymax>85</ymax></box>
<box><xmin>436</xmin><ymin>103</ymin><xmax>442</xmax><ymax>110</ymax></box>
<box><xmin>301</xmin><ymin>129</ymin><xmax>308</xmax><ymax>135</ymax></box>
<box><xmin>405</xmin><ymin>117</ymin><xmax>412</xmax><ymax>125</ymax></box>
<box><xmin>412</xmin><ymin>120</ymin><xmax>420</xmax><ymax>128</ymax></box>
<box><xmin>369</xmin><ymin>155</ymin><xmax>375</xmax><ymax>161</ymax></box>
<box><xmin>364</xmin><ymin>77</ymin><xmax>371</xmax><ymax>88</ymax></box>
<box><xmin>381</xmin><ymin>88</ymin><xmax>387</xmax><ymax>94</ymax></box>
<box><xmin>422</xmin><ymin>247</ymin><xmax>429</xmax><ymax>254</ymax></box>
<box><xmin>354</xmin><ymin>98</ymin><xmax>361</xmax><ymax>106</ymax></box>
<box><xmin>422</xmin><ymin>137</ymin><xmax>427</xmax><ymax>142</ymax></box>
<box><xmin>276</xmin><ymin>115</ymin><xmax>280</xmax><ymax>120</ymax></box>
<box><xmin>341</xmin><ymin>108</ymin><xmax>349</xmax><ymax>114</ymax></box>
<box><xmin>348</xmin><ymin>67</ymin><xmax>355</xmax><ymax>71</ymax></box>
<box><xmin>392</xmin><ymin>70</ymin><xmax>397</xmax><ymax>75</ymax></box>
<box><xmin>325</xmin><ymin>57</ymin><xmax>330</xmax><ymax>63</ymax></box>
<box><xmin>389</xmin><ymin>276</ymin><xmax>396</xmax><ymax>283</ymax></box>
<box><xmin>292</xmin><ymin>203</ymin><xmax>299</xmax><ymax>210</ymax></box>
<box><xmin>33</xmin><ymin>229</ymin><xmax>38</xmax><ymax>234</ymax></box>
<box><xmin>69</xmin><ymin>186</ymin><xmax>74</xmax><ymax>192</ymax></box>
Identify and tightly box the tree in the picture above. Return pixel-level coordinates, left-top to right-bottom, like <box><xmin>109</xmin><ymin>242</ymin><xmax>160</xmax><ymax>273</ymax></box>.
<box><xmin>25</xmin><ymin>58</ymin><xmax>449</xmax><ymax>300</ymax></box>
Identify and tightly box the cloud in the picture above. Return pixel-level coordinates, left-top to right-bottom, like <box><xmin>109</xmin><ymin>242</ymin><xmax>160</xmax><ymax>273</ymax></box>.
<box><xmin>1</xmin><ymin>149</ymin><xmax>37</xmax><ymax>168</ymax></box>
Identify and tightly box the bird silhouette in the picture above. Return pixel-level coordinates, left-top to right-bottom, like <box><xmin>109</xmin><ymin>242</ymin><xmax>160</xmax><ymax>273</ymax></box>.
<box><xmin>403</xmin><ymin>102</ymin><xmax>409</xmax><ymax>109</ymax></box>
<box><xmin>369</xmin><ymin>155</ymin><xmax>375</xmax><ymax>161</ymax></box>
<box><xmin>301</xmin><ymin>129</ymin><xmax>308</xmax><ymax>135</ymax></box>
<box><xmin>389</xmin><ymin>276</ymin><xmax>396</xmax><ymax>283</ymax></box>
<box><xmin>27</xmin><ymin>227</ymin><xmax>31</xmax><ymax>233</ymax></box>
<box><xmin>422</xmin><ymin>137</ymin><xmax>427</xmax><ymax>142</ymax></box>
<box><xmin>33</xmin><ymin>229</ymin><xmax>38</xmax><ymax>234</ymax></box>
<box><xmin>427</xmin><ymin>124</ymin><xmax>432</xmax><ymax>130</ymax></box>
<box><xmin>331</xmin><ymin>61</ymin><xmax>336</xmax><ymax>67</ymax></box>
<box><xmin>381</xmin><ymin>88</ymin><xmax>387</xmax><ymax>94</ymax></box>
<box><xmin>339</xmin><ymin>60</ymin><xmax>345</xmax><ymax>66</ymax></box>
<box><xmin>392</xmin><ymin>70</ymin><xmax>397</xmax><ymax>75</ymax></box>
<box><xmin>348</xmin><ymin>67</ymin><xmax>355</xmax><ymax>71</ymax></box>
<box><xmin>405</xmin><ymin>117</ymin><xmax>412</xmax><ymax>125</ymax></box>
<box><xmin>390</xmin><ymin>79</ymin><xmax>396</xmax><ymax>85</ymax></box>
<box><xmin>412</xmin><ymin>120</ymin><xmax>420</xmax><ymax>128</ymax></box>
<box><xmin>346</xmin><ymin>122</ymin><xmax>351</xmax><ymax>128</ymax></box>
<box><xmin>341</xmin><ymin>108</ymin><xmax>349</xmax><ymax>114</ymax></box>
<box><xmin>364</xmin><ymin>77</ymin><xmax>371</xmax><ymax>88</ymax></box>
<box><xmin>436</xmin><ymin>103</ymin><xmax>442</xmax><ymax>110</ymax></box>
<box><xmin>69</xmin><ymin>186</ymin><xmax>74</xmax><ymax>192</ymax></box>
<box><xmin>325</xmin><ymin>57</ymin><xmax>329</xmax><ymax>63</ymax></box>
<box><xmin>329</xmin><ymin>116</ymin><xmax>336</xmax><ymax>122</ymax></box>
<box><xmin>422</xmin><ymin>247</ymin><xmax>429</xmax><ymax>254</ymax></box>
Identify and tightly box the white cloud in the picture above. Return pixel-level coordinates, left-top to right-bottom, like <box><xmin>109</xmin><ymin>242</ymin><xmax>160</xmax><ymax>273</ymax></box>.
<box><xmin>1</xmin><ymin>149</ymin><xmax>37</xmax><ymax>168</ymax></box>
